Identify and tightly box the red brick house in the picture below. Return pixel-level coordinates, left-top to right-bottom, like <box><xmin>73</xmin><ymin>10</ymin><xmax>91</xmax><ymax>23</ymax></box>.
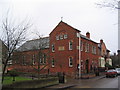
<box><xmin>49</xmin><ymin>21</ymin><xmax>99</xmax><ymax>77</ymax></box>
<box><xmin>11</xmin><ymin>21</ymin><xmax>111</xmax><ymax>77</ymax></box>
<box><xmin>80</xmin><ymin>33</ymin><xmax>99</xmax><ymax>74</ymax></box>
<box><xmin>98</xmin><ymin>39</ymin><xmax>112</xmax><ymax>70</ymax></box>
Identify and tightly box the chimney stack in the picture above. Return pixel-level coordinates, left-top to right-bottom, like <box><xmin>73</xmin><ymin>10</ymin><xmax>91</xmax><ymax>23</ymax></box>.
<box><xmin>100</xmin><ymin>39</ymin><xmax>103</xmax><ymax>43</ymax></box>
<box><xmin>114</xmin><ymin>53</ymin><xmax>116</xmax><ymax>56</ymax></box>
<box><xmin>86</xmin><ymin>32</ymin><xmax>90</xmax><ymax>38</ymax></box>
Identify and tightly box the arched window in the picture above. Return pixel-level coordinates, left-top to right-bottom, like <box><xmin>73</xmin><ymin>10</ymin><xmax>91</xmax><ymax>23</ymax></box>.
<box><xmin>69</xmin><ymin>57</ymin><xmax>73</xmax><ymax>67</ymax></box>
<box><xmin>69</xmin><ymin>41</ymin><xmax>73</xmax><ymax>50</ymax></box>
<box><xmin>52</xmin><ymin>58</ymin><xmax>55</xmax><ymax>67</ymax></box>
<box><xmin>52</xmin><ymin>44</ymin><xmax>55</xmax><ymax>52</ymax></box>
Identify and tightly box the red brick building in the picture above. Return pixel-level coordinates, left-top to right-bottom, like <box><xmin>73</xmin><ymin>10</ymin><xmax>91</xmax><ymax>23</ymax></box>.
<box><xmin>49</xmin><ymin>21</ymin><xmax>99</xmax><ymax>77</ymax></box>
<box><xmin>11</xmin><ymin>37</ymin><xmax>50</xmax><ymax>74</ymax></box>
<box><xmin>98</xmin><ymin>39</ymin><xmax>112</xmax><ymax>69</ymax></box>
<box><xmin>11</xmin><ymin>21</ymin><xmax>111</xmax><ymax>77</ymax></box>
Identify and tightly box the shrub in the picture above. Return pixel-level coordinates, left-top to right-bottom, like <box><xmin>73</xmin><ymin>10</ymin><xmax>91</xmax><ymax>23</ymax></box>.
<box><xmin>7</xmin><ymin>70</ymin><xmax>19</xmax><ymax>81</ymax></box>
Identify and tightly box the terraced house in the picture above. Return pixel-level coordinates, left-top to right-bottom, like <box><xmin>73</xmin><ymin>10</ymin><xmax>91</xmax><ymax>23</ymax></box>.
<box><xmin>11</xmin><ymin>21</ymin><xmax>112</xmax><ymax>77</ymax></box>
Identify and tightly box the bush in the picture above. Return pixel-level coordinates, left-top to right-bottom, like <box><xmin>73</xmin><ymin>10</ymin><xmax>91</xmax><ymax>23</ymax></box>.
<box><xmin>105</xmin><ymin>63</ymin><xmax>113</xmax><ymax>69</ymax></box>
<box><xmin>8</xmin><ymin>70</ymin><xmax>19</xmax><ymax>77</ymax></box>
<box><xmin>7</xmin><ymin>70</ymin><xmax>19</xmax><ymax>81</ymax></box>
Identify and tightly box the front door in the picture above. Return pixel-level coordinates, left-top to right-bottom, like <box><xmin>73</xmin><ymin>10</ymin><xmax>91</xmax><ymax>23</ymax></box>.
<box><xmin>85</xmin><ymin>60</ymin><xmax>89</xmax><ymax>73</ymax></box>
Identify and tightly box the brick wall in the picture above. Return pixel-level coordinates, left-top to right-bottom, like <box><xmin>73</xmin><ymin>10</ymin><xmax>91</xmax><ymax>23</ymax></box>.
<box><xmin>12</xmin><ymin>48</ymin><xmax>49</xmax><ymax>74</ymax></box>
<box><xmin>49</xmin><ymin>21</ymin><xmax>99</xmax><ymax>75</ymax></box>
<box><xmin>11</xmin><ymin>21</ymin><xmax>108</xmax><ymax>77</ymax></box>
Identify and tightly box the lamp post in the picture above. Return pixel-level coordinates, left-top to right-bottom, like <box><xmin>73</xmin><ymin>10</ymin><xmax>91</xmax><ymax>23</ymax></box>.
<box><xmin>78</xmin><ymin>32</ymin><xmax>81</xmax><ymax>79</ymax></box>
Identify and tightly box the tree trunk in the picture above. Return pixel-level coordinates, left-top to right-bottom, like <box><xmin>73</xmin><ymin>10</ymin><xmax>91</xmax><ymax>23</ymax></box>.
<box><xmin>2</xmin><ymin>54</ymin><xmax>10</xmax><ymax>83</ymax></box>
<box><xmin>2</xmin><ymin>59</ymin><xmax>8</xmax><ymax>83</ymax></box>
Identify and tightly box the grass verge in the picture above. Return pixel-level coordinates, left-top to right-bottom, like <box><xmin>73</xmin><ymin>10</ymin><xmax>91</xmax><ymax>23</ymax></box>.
<box><xmin>3</xmin><ymin>76</ymin><xmax>32</xmax><ymax>85</ymax></box>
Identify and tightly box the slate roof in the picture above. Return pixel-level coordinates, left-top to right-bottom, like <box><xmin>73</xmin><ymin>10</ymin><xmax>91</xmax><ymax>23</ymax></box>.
<box><xmin>80</xmin><ymin>34</ymin><xmax>98</xmax><ymax>44</ymax></box>
<box><xmin>17</xmin><ymin>37</ymin><xmax>49</xmax><ymax>52</ymax></box>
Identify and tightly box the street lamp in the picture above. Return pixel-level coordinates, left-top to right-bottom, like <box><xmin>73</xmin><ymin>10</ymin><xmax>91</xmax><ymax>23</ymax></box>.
<box><xmin>77</xmin><ymin>32</ymin><xmax>81</xmax><ymax>79</ymax></box>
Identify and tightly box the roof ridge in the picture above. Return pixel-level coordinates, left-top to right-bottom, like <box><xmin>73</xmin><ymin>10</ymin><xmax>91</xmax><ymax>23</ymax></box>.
<box><xmin>50</xmin><ymin>21</ymin><xmax>81</xmax><ymax>35</ymax></box>
<box><xmin>80</xmin><ymin>34</ymin><xmax>98</xmax><ymax>44</ymax></box>
<box><xmin>60</xmin><ymin>21</ymin><xmax>81</xmax><ymax>32</ymax></box>
<box><xmin>27</xmin><ymin>36</ymin><xmax>49</xmax><ymax>42</ymax></box>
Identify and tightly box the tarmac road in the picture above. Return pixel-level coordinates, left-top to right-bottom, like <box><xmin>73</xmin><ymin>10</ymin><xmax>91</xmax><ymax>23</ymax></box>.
<box><xmin>73</xmin><ymin>76</ymin><xmax>119</xmax><ymax>88</ymax></box>
<box><xmin>47</xmin><ymin>75</ymin><xmax>120</xmax><ymax>89</ymax></box>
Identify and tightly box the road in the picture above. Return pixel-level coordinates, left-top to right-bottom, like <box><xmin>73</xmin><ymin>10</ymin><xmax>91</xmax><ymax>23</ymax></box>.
<box><xmin>47</xmin><ymin>75</ymin><xmax>120</xmax><ymax>89</ymax></box>
<box><xmin>73</xmin><ymin>76</ymin><xmax>119</xmax><ymax>88</ymax></box>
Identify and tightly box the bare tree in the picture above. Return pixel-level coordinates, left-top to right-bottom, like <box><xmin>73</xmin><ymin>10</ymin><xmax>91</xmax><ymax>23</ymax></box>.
<box><xmin>96</xmin><ymin>0</ymin><xmax>120</xmax><ymax>10</ymax></box>
<box><xmin>0</xmin><ymin>14</ymin><xmax>32</xmax><ymax>83</ymax></box>
<box><xmin>31</xmin><ymin>32</ymin><xmax>50</xmax><ymax>79</ymax></box>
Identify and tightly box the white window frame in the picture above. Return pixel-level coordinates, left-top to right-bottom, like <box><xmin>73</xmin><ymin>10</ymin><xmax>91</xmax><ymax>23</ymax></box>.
<box><xmin>52</xmin><ymin>44</ymin><xmax>55</xmax><ymax>52</ymax></box>
<box><xmin>64</xmin><ymin>34</ymin><xmax>68</xmax><ymax>39</ymax></box>
<box><xmin>69</xmin><ymin>57</ymin><xmax>73</xmax><ymax>67</ymax></box>
<box><xmin>85</xmin><ymin>43</ymin><xmax>87</xmax><ymax>52</ymax></box>
<box><xmin>94</xmin><ymin>46</ymin><xmax>96</xmax><ymax>54</ymax></box>
<box><xmin>32</xmin><ymin>55</ymin><xmax>35</xmax><ymax>65</ymax></box>
<box><xmin>92</xmin><ymin>45</ymin><xmax>94</xmax><ymax>54</ymax></box>
<box><xmin>56</xmin><ymin>36</ymin><xmax>59</xmax><ymax>40</ymax></box>
<box><xmin>80</xmin><ymin>41</ymin><xmax>83</xmax><ymax>51</ymax></box>
<box><xmin>40</xmin><ymin>58</ymin><xmax>43</xmax><ymax>64</ymax></box>
<box><xmin>52</xmin><ymin>58</ymin><xmax>55</xmax><ymax>67</ymax></box>
<box><xmin>87</xmin><ymin>43</ymin><xmax>89</xmax><ymax>52</ymax></box>
<box><xmin>60</xmin><ymin>35</ymin><xmax>63</xmax><ymax>40</ymax></box>
<box><xmin>92</xmin><ymin>46</ymin><xmax>96</xmax><ymax>54</ymax></box>
<box><xmin>69</xmin><ymin>41</ymin><xmax>73</xmax><ymax>50</ymax></box>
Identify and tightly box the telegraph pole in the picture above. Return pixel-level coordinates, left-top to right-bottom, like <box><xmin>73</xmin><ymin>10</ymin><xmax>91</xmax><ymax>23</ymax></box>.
<box><xmin>118</xmin><ymin>1</ymin><xmax>120</xmax><ymax>66</ymax></box>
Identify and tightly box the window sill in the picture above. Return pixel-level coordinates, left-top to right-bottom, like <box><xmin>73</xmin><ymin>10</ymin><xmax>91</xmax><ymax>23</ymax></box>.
<box><xmin>52</xmin><ymin>65</ymin><xmax>55</xmax><ymax>67</ymax></box>
<box><xmin>69</xmin><ymin>65</ymin><xmax>73</xmax><ymax>67</ymax></box>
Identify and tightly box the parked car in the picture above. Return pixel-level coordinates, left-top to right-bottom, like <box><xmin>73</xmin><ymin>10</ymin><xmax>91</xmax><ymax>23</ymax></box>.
<box><xmin>106</xmin><ymin>69</ymin><xmax>117</xmax><ymax>78</ymax></box>
<box><xmin>115</xmin><ymin>68</ymin><xmax>120</xmax><ymax>75</ymax></box>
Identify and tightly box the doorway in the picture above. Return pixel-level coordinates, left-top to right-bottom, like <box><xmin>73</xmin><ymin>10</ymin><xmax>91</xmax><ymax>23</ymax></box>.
<box><xmin>85</xmin><ymin>60</ymin><xmax>89</xmax><ymax>73</ymax></box>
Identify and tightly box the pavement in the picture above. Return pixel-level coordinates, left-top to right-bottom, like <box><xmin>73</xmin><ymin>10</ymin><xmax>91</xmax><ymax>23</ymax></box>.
<box><xmin>46</xmin><ymin>74</ymin><xmax>106</xmax><ymax>89</ymax></box>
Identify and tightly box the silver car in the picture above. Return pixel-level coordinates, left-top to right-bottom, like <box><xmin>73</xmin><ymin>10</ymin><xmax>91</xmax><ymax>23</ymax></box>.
<box><xmin>115</xmin><ymin>68</ymin><xmax>120</xmax><ymax>75</ymax></box>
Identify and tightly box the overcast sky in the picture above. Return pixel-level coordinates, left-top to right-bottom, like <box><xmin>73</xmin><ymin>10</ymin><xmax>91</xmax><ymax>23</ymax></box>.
<box><xmin>0</xmin><ymin>0</ymin><xmax>118</xmax><ymax>54</ymax></box>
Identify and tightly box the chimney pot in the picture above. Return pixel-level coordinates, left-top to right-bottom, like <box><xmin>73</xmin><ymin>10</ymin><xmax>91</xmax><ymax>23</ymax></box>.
<box><xmin>86</xmin><ymin>32</ymin><xmax>90</xmax><ymax>38</ymax></box>
<box><xmin>100</xmin><ymin>39</ymin><xmax>103</xmax><ymax>43</ymax></box>
<box><xmin>114</xmin><ymin>53</ymin><xmax>116</xmax><ymax>56</ymax></box>
<box><xmin>117</xmin><ymin>50</ymin><xmax>120</xmax><ymax>54</ymax></box>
